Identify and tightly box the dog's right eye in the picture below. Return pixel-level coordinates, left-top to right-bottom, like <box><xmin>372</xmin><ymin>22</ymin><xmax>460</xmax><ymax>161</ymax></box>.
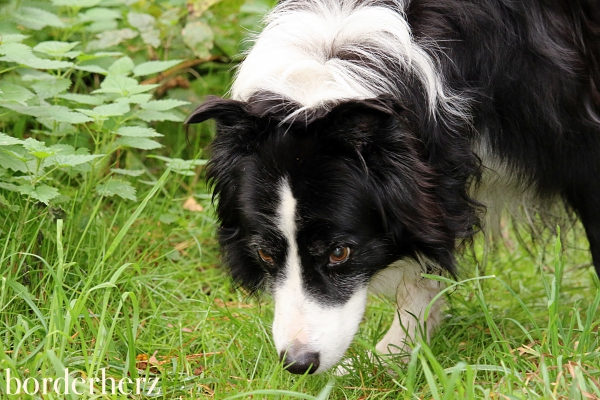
<box><xmin>328</xmin><ymin>246</ymin><xmax>351</xmax><ymax>266</ymax></box>
<box><xmin>258</xmin><ymin>249</ymin><xmax>274</xmax><ymax>264</ymax></box>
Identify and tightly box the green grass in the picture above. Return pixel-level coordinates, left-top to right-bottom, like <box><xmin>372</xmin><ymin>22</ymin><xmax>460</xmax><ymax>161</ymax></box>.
<box><xmin>1</xmin><ymin>150</ymin><xmax>599</xmax><ymax>399</ymax></box>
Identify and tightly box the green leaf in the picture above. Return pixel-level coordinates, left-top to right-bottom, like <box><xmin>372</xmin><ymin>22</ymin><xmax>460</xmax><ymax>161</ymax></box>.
<box><xmin>48</xmin><ymin>144</ymin><xmax>76</xmax><ymax>153</ymax></box>
<box><xmin>0</xmin><ymin>104</ymin><xmax>94</xmax><ymax>124</ymax></box>
<box><xmin>111</xmin><ymin>168</ymin><xmax>144</xmax><ymax>177</ymax></box>
<box><xmin>158</xmin><ymin>213</ymin><xmax>177</xmax><ymax>224</ymax></box>
<box><xmin>140</xmin><ymin>99</ymin><xmax>190</xmax><ymax>111</ymax></box>
<box><xmin>137</xmin><ymin>109</ymin><xmax>182</xmax><ymax>122</ymax></box>
<box><xmin>33</xmin><ymin>41</ymin><xmax>80</xmax><ymax>56</ymax></box>
<box><xmin>151</xmin><ymin>155</ymin><xmax>207</xmax><ymax>176</ymax></box>
<box><xmin>57</xmin><ymin>93</ymin><xmax>105</xmax><ymax>105</ymax></box>
<box><xmin>17</xmin><ymin>69</ymin><xmax>56</xmax><ymax>82</ymax></box>
<box><xmin>108</xmin><ymin>57</ymin><xmax>135</xmax><ymax>75</ymax></box>
<box><xmin>158</xmin><ymin>8</ymin><xmax>179</xmax><ymax>26</ymax></box>
<box><xmin>49</xmin><ymin>108</ymin><xmax>95</xmax><ymax>124</ymax></box>
<box><xmin>41</xmin><ymin>145</ymin><xmax>97</xmax><ymax>169</ymax></box>
<box><xmin>77</xmin><ymin>51</ymin><xmax>122</xmax><ymax>61</ymax></box>
<box><xmin>140</xmin><ymin>30</ymin><xmax>160</xmax><ymax>48</ymax></box>
<box><xmin>33</xmin><ymin>121</ymin><xmax>77</xmax><ymax>137</ymax></box>
<box><xmin>93</xmin><ymin>75</ymin><xmax>137</xmax><ymax>93</ymax></box>
<box><xmin>23</xmin><ymin>138</ymin><xmax>55</xmax><ymax>159</ymax></box>
<box><xmin>127</xmin><ymin>12</ymin><xmax>155</xmax><ymax>31</ymax></box>
<box><xmin>126</xmin><ymin>84</ymin><xmax>160</xmax><ymax>95</ymax></box>
<box><xmin>125</xmin><ymin>11</ymin><xmax>160</xmax><ymax>47</ymax></box>
<box><xmin>18</xmin><ymin>184</ymin><xmax>60</xmax><ymax>205</ymax></box>
<box><xmin>51</xmin><ymin>0</ymin><xmax>102</xmax><ymax>7</ymax></box>
<box><xmin>12</xmin><ymin>7</ymin><xmax>66</xmax><ymax>30</ymax></box>
<box><xmin>51</xmin><ymin>154</ymin><xmax>103</xmax><ymax>167</ymax></box>
<box><xmin>32</xmin><ymin>78</ymin><xmax>72</xmax><ymax>100</ymax></box>
<box><xmin>77</xmin><ymin>102</ymin><xmax>130</xmax><ymax>118</ymax></box>
<box><xmin>78</xmin><ymin>7</ymin><xmax>122</xmax><ymax>23</ymax></box>
<box><xmin>0</xmin><ymin>181</ymin><xmax>20</xmax><ymax>192</ymax></box>
<box><xmin>182</xmin><ymin>21</ymin><xmax>214</xmax><ymax>58</ymax></box>
<box><xmin>96</xmin><ymin>180</ymin><xmax>137</xmax><ymax>201</ymax></box>
<box><xmin>63</xmin><ymin>51</ymin><xmax>82</xmax><ymax>59</ymax></box>
<box><xmin>116</xmin><ymin>126</ymin><xmax>163</xmax><ymax>137</ymax></box>
<box><xmin>0</xmin><ymin>43</ymin><xmax>74</xmax><ymax>69</ymax></box>
<box><xmin>113</xmin><ymin>93</ymin><xmax>152</xmax><ymax>105</ymax></box>
<box><xmin>92</xmin><ymin>75</ymin><xmax>158</xmax><ymax>96</ymax></box>
<box><xmin>116</xmin><ymin>137</ymin><xmax>162</xmax><ymax>150</ymax></box>
<box><xmin>86</xmin><ymin>19</ymin><xmax>118</xmax><ymax>33</ymax></box>
<box><xmin>132</xmin><ymin>59</ymin><xmax>183</xmax><ymax>76</ymax></box>
<box><xmin>0</xmin><ymin>133</ymin><xmax>25</xmax><ymax>146</ymax></box>
<box><xmin>0</xmin><ymin>150</ymin><xmax>32</xmax><ymax>172</ymax></box>
<box><xmin>86</xmin><ymin>29</ymin><xmax>138</xmax><ymax>51</ymax></box>
<box><xmin>74</xmin><ymin>64</ymin><xmax>108</xmax><ymax>74</ymax></box>
<box><xmin>0</xmin><ymin>43</ymin><xmax>44</xmax><ymax>67</ymax></box>
<box><xmin>0</xmin><ymin>82</ymin><xmax>34</xmax><ymax>105</ymax></box>
<box><xmin>22</xmin><ymin>58</ymin><xmax>73</xmax><ymax>70</ymax></box>
<box><xmin>0</xmin><ymin>34</ymin><xmax>29</xmax><ymax>44</ymax></box>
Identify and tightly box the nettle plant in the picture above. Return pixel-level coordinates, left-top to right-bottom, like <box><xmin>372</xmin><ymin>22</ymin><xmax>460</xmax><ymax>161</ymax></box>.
<box><xmin>0</xmin><ymin>0</ymin><xmax>234</xmax><ymax>211</ymax></box>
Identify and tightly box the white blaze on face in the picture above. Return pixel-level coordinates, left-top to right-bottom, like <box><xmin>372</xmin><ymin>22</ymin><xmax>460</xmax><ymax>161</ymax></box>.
<box><xmin>272</xmin><ymin>179</ymin><xmax>369</xmax><ymax>373</ymax></box>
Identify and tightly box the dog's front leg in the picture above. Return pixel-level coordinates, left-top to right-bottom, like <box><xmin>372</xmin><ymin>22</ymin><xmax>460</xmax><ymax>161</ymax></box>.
<box><xmin>335</xmin><ymin>262</ymin><xmax>444</xmax><ymax>375</ymax></box>
<box><xmin>371</xmin><ymin>261</ymin><xmax>444</xmax><ymax>358</ymax></box>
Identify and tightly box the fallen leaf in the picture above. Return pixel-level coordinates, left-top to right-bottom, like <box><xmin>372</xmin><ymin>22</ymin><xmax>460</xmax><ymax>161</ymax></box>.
<box><xmin>135</xmin><ymin>353</ymin><xmax>149</xmax><ymax>370</ymax></box>
<box><xmin>183</xmin><ymin>197</ymin><xmax>203</xmax><ymax>212</ymax></box>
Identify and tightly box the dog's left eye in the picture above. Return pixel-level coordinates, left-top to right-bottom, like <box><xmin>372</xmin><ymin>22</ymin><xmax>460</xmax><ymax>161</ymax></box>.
<box><xmin>328</xmin><ymin>246</ymin><xmax>351</xmax><ymax>265</ymax></box>
<box><xmin>258</xmin><ymin>249</ymin><xmax>274</xmax><ymax>264</ymax></box>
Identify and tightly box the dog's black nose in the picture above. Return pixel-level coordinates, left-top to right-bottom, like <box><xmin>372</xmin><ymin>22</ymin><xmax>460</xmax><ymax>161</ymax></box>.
<box><xmin>279</xmin><ymin>350</ymin><xmax>320</xmax><ymax>374</ymax></box>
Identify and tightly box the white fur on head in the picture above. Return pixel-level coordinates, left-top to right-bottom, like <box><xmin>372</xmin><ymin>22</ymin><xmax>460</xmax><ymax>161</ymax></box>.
<box><xmin>232</xmin><ymin>0</ymin><xmax>465</xmax><ymax>118</ymax></box>
<box><xmin>271</xmin><ymin>179</ymin><xmax>369</xmax><ymax>373</ymax></box>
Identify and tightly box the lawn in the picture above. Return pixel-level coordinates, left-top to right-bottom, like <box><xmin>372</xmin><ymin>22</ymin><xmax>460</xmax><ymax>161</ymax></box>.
<box><xmin>0</xmin><ymin>0</ymin><xmax>598</xmax><ymax>399</ymax></box>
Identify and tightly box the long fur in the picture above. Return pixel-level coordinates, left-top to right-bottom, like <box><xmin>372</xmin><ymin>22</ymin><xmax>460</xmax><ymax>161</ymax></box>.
<box><xmin>186</xmin><ymin>0</ymin><xmax>600</xmax><ymax>374</ymax></box>
<box><xmin>232</xmin><ymin>0</ymin><xmax>460</xmax><ymax>113</ymax></box>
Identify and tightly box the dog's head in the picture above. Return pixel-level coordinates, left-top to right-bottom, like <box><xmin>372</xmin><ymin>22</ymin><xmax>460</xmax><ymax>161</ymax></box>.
<box><xmin>186</xmin><ymin>94</ymin><xmax>471</xmax><ymax>373</ymax></box>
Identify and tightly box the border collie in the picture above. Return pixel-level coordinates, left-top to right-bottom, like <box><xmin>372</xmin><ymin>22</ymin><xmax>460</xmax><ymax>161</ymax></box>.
<box><xmin>186</xmin><ymin>0</ymin><xmax>600</xmax><ymax>374</ymax></box>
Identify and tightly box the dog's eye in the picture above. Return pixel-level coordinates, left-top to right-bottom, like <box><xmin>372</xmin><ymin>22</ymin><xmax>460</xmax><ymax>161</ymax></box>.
<box><xmin>329</xmin><ymin>246</ymin><xmax>351</xmax><ymax>265</ymax></box>
<box><xmin>258</xmin><ymin>249</ymin><xmax>274</xmax><ymax>264</ymax></box>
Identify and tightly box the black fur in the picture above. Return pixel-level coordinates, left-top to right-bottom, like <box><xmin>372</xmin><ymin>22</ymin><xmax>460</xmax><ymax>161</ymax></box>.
<box><xmin>406</xmin><ymin>0</ymin><xmax>600</xmax><ymax>276</ymax></box>
<box><xmin>189</xmin><ymin>95</ymin><xmax>472</xmax><ymax>303</ymax></box>
<box><xmin>186</xmin><ymin>0</ymin><xmax>600</xmax><ymax>301</ymax></box>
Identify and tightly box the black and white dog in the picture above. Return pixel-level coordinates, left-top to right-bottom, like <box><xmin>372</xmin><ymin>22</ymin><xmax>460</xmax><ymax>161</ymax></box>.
<box><xmin>186</xmin><ymin>0</ymin><xmax>600</xmax><ymax>374</ymax></box>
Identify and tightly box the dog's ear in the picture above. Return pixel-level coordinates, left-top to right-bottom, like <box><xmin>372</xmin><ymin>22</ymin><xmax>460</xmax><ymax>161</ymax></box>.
<box><xmin>321</xmin><ymin>95</ymin><xmax>404</xmax><ymax>152</ymax></box>
<box><xmin>325</xmin><ymin>95</ymin><xmax>402</xmax><ymax>128</ymax></box>
<box><xmin>326</xmin><ymin>99</ymin><xmax>458</xmax><ymax>274</ymax></box>
<box><xmin>186</xmin><ymin>96</ymin><xmax>263</xmax><ymax>158</ymax></box>
<box><xmin>186</xmin><ymin>96</ymin><xmax>255</xmax><ymax>220</ymax></box>
<box><xmin>185</xmin><ymin>96</ymin><xmax>253</xmax><ymax>127</ymax></box>
<box><xmin>187</xmin><ymin>97</ymin><xmax>271</xmax><ymax>293</ymax></box>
